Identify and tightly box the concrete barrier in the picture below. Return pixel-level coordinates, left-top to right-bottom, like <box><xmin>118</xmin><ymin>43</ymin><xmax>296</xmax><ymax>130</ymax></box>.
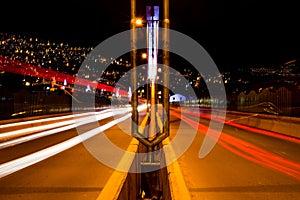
<box><xmin>225</xmin><ymin>111</ymin><xmax>300</xmax><ymax>139</ymax></box>
<box><xmin>99</xmin><ymin>112</ymin><xmax>191</xmax><ymax>200</ymax></box>
<box><xmin>96</xmin><ymin>138</ymin><xmax>140</xmax><ymax>200</ymax></box>
<box><xmin>162</xmin><ymin>138</ymin><xmax>191</xmax><ymax>200</ymax></box>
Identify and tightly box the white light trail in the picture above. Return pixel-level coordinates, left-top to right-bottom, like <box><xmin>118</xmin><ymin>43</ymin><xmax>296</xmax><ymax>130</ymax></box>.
<box><xmin>0</xmin><ymin>107</ymin><xmax>132</xmax><ymax>149</ymax></box>
<box><xmin>0</xmin><ymin>109</ymin><xmax>113</xmax><ymax>141</ymax></box>
<box><xmin>0</xmin><ymin>120</ymin><xmax>76</xmax><ymax>140</ymax></box>
<box><xmin>0</xmin><ymin>105</ymin><xmax>147</xmax><ymax>177</ymax></box>
<box><xmin>0</xmin><ymin>123</ymin><xmax>77</xmax><ymax>149</ymax></box>
<box><xmin>0</xmin><ymin>109</ymin><xmax>110</xmax><ymax>129</ymax></box>
<box><xmin>0</xmin><ymin>113</ymin><xmax>131</xmax><ymax>178</ymax></box>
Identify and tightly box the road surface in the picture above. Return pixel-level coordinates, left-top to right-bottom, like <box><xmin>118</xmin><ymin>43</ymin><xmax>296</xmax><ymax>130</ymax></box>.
<box><xmin>0</xmin><ymin>107</ymin><xmax>300</xmax><ymax>199</ymax></box>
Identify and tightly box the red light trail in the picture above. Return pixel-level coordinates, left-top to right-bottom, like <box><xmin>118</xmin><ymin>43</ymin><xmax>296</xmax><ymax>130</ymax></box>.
<box><xmin>170</xmin><ymin>108</ymin><xmax>300</xmax><ymax>181</ymax></box>
<box><xmin>172</xmin><ymin>107</ymin><xmax>300</xmax><ymax>145</ymax></box>
<box><xmin>0</xmin><ymin>55</ymin><xmax>128</xmax><ymax>96</ymax></box>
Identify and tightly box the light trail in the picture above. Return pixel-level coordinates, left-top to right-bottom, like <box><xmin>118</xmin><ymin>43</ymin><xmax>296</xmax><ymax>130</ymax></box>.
<box><xmin>170</xmin><ymin>110</ymin><xmax>300</xmax><ymax>181</ymax></box>
<box><xmin>0</xmin><ymin>109</ymin><xmax>128</xmax><ymax>149</ymax></box>
<box><xmin>0</xmin><ymin>111</ymin><xmax>107</xmax><ymax>129</ymax></box>
<box><xmin>0</xmin><ymin>55</ymin><xmax>129</xmax><ymax>97</ymax></box>
<box><xmin>0</xmin><ymin>109</ymin><xmax>112</xmax><ymax>141</ymax></box>
<box><xmin>0</xmin><ymin>123</ymin><xmax>78</xmax><ymax>149</ymax></box>
<box><xmin>1</xmin><ymin>120</ymin><xmax>77</xmax><ymax>141</ymax></box>
<box><xmin>219</xmin><ymin>132</ymin><xmax>300</xmax><ymax>180</ymax></box>
<box><xmin>172</xmin><ymin>107</ymin><xmax>300</xmax><ymax>144</ymax></box>
<box><xmin>0</xmin><ymin>104</ymin><xmax>147</xmax><ymax>177</ymax></box>
<box><xmin>0</xmin><ymin>114</ymin><xmax>131</xmax><ymax>178</ymax></box>
<box><xmin>0</xmin><ymin>107</ymin><xmax>132</xmax><ymax>149</ymax></box>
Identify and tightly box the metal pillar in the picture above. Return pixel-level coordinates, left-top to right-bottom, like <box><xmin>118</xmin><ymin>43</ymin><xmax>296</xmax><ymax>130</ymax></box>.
<box><xmin>162</xmin><ymin>0</ymin><xmax>170</xmax><ymax>136</ymax></box>
<box><xmin>131</xmin><ymin>0</ymin><xmax>139</xmax><ymax>136</ymax></box>
<box><xmin>130</xmin><ymin>0</ymin><xmax>170</xmax><ymax>162</ymax></box>
<box><xmin>146</xmin><ymin>5</ymin><xmax>159</xmax><ymax>142</ymax></box>
<box><xmin>130</xmin><ymin>1</ymin><xmax>170</xmax><ymax>199</ymax></box>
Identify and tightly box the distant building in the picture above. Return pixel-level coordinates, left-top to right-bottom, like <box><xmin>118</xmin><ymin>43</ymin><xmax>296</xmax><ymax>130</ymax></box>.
<box><xmin>169</xmin><ymin>94</ymin><xmax>186</xmax><ymax>102</ymax></box>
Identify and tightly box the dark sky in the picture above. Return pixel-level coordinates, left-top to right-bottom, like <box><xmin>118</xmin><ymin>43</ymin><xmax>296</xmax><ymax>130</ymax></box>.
<box><xmin>2</xmin><ymin>0</ymin><xmax>299</xmax><ymax>69</ymax></box>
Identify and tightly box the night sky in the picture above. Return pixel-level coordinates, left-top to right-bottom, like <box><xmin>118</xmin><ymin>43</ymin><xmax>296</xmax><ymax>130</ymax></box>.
<box><xmin>2</xmin><ymin>0</ymin><xmax>299</xmax><ymax>69</ymax></box>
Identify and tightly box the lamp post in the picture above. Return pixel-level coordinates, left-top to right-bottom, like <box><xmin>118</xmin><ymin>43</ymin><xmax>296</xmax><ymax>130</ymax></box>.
<box><xmin>131</xmin><ymin>0</ymin><xmax>139</xmax><ymax>138</ymax></box>
<box><xmin>162</xmin><ymin>0</ymin><xmax>170</xmax><ymax>136</ymax></box>
<box><xmin>130</xmin><ymin>0</ymin><xmax>170</xmax><ymax>198</ymax></box>
<box><xmin>145</xmin><ymin>5</ymin><xmax>160</xmax><ymax>140</ymax></box>
<box><xmin>130</xmin><ymin>0</ymin><xmax>170</xmax><ymax>159</ymax></box>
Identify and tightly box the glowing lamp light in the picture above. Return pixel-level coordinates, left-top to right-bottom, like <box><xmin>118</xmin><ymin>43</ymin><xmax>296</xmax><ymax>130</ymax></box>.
<box><xmin>135</xmin><ymin>18</ymin><xmax>143</xmax><ymax>26</ymax></box>
<box><xmin>142</xmin><ymin>53</ymin><xmax>147</xmax><ymax>59</ymax></box>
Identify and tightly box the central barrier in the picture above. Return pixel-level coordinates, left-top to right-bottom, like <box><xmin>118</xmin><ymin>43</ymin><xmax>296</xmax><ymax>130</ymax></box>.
<box><xmin>96</xmin><ymin>112</ymin><xmax>191</xmax><ymax>200</ymax></box>
<box><xmin>97</xmin><ymin>138</ymin><xmax>192</xmax><ymax>200</ymax></box>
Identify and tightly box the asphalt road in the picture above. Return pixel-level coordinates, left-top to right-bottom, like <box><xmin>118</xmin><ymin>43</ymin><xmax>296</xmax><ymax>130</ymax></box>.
<box><xmin>0</xmin><ymin>114</ymin><xmax>134</xmax><ymax>200</ymax></box>
<box><xmin>0</xmin><ymin>108</ymin><xmax>300</xmax><ymax>200</ymax></box>
<box><xmin>169</xmin><ymin>108</ymin><xmax>300</xmax><ymax>200</ymax></box>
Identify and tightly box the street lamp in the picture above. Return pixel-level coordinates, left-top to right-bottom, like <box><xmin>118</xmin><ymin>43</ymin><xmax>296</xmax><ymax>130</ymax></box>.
<box><xmin>130</xmin><ymin>0</ymin><xmax>170</xmax><ymax>166</ymax></box>
<box><xmin>133</xmin><ymin>6</ymin><xmax>160</xmax><ymax>140</ymax></box>
<box><xmin>142</xmin><ymin>52</ymin><xmax>147</xmax><ymax>59</ymax></box>
<box><xmin>135</xmin><ymin>18</ymin><xmax>143</xmax><ymax>26</ymax></box>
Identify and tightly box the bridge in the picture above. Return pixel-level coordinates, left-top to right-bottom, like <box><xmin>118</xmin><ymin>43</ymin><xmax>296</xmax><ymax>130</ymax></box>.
<box><xmin>1</xmin><ymin>0</ymin><xmax>300</xmax><ymax>200</ymax></box>
<box><xmin>0</xmin><ymin>106</ymin><xmax>300</xmax><ymax>200</ymax></box>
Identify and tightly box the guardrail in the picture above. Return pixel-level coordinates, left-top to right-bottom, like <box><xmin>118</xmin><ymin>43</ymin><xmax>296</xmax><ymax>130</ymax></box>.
<box><xmin>225</xmin><ymin>110</ymin><xmax>300</xmax><ymax>139</ymax></box>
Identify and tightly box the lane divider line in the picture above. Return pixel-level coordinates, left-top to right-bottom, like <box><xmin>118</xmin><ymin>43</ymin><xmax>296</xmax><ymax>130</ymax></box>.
<box><xmin>163</xmin><ymin>137</ymin><xmax>191</xmax><ymax>200</ymax></box>
<box><xmin>96</xmin><ymin>112</ymin><xmax>149</xmax><ymax>200</ymax></box>
<box><xmin>156</xmin><ymin>112</ymin><xmax>192</xmax><ymax>199</ymax></box>
<box><xmin>96</xmin><ymin>138</ymin><xmax>139</xmax><ymax>200</ymax></box>
<box><xmin>99</xmin><ymin>108</ymin><xmax>192</xmax><ymax>199</ymax></box>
